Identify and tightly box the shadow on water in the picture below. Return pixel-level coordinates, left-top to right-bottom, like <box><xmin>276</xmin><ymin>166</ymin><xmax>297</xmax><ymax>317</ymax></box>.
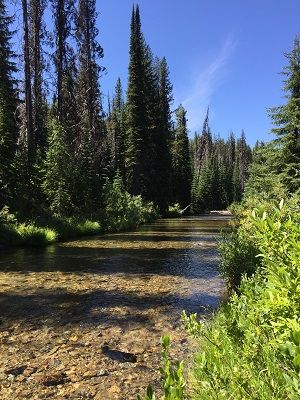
<box><xmin>0</xmin><ymin>216</ymin><xmax>231</xmax><ymax>329</ymax></box>
<box><xmin>0</xmin><ymin>246</ymin><xmax>221</xmax><ymax>279</ymax></box>
<box><xmin>0</xmin><ymin>287</ymin><xmax>220</xmax><ymax>328</ymax></box>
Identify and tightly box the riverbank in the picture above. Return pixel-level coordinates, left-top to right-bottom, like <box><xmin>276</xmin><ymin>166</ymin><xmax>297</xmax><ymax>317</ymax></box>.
<box><xmin>0</xmin><ymin>195</ymin><xmax>158</xmax><ymax>248</ymax></box>
<box><xmin>0</xmin><ymin>216</ymin><xmax>101</xmax><ymax>248</ymax></box>
<box><xmin>183</xmin><ymin>201</ymin><xmax>300</xmax><ymax>400</ymax></box>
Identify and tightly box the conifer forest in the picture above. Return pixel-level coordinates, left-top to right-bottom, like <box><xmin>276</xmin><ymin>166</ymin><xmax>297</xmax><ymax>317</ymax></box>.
<box><xmin>0</xmin><ymin>2</ymin><xmax>252</xmax><ymax>226</ymax></box>
<box><xmin>0</xmin><ymin>1</ymin><xmax>299</xmax><ymax>400</ymax></box>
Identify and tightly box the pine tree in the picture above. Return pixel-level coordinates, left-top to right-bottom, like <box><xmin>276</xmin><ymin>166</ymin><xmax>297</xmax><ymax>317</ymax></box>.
<box><xmin>125</xmin><ymin>5</ymin><xmax>170</xmax><ymax>207</ymax></box>
<box><xmin>75</xmin><ymin>0</ymin><xmax>106</xmax><ymax>210</ymax></box>
<box><xmin>76</xmin><ymin>0</ymin><xmax>104</xmax><ymax>140</ymax></box>
<box><xmin>108</xmin><ymin>78</ymin><xmax>126</xmax><ymax>182</ymax></box>
<box><xmin>225</xmin><ymin>131</ymin><xmax>235</xmax><ymax>204</ymax></box>
<box><xmin>244</xmin><ymin>141</ymin><xmax>285</xmax><ymax>201</ymax></box>
<box><xmin>51</xmin><ymin>0</ymin><xmax>77</xmax><ymax>146</ymax></box>
<box><xmin>125</xmin><ymin>5</ymin><xmax>148</xmax><ymax>195</ymax></box>
<box><xmin>29</xmin><ymin>0</ymin><xmax>47</xmax><ymax>155</ymax></box>
<box><xmin>154</xmin><ymin>56</ymin><xmax>173</xmax><ymax>211</ymax></box>
<box><xmin>22</xmin><ymin>0</ymin><xmax>34</xmax><ymax>162</ymax></box>
<box><xmin>233</xmin><ymin>131</ymin><xmax>252</xmax><ymax>202</ymax></box>
<box><xmin>0</xmin><ymin>0</ymin><xmax>18</xmax><ymax>208</ymax></box>
<box><xmin>172</xmin><ymin>105</ymin><xmax>191</xmax><ymax>207</ymax></box>
<box><xmin>43</xmin><ymin>118</ymin><xmax>73</xmax><ymax>216</ymax></box>
<box><xmin>269</xmin><ymin>36</ymin><xmax>300</xmax><ymax>193</ymax></box>
<box><xmin>191</xmin><ymin>108</ymin><xmax>213</xmax><ymax>212</ymax></box>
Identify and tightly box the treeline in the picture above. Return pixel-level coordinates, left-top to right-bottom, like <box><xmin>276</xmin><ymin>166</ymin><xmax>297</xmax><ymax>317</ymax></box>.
<box><xmin>191</xmin><ymin>113</ymin><xmax>252</xmax><ymax>212</ymax></box>
<box><xmin>0</xmin><ymin>1</ymin><xmax>251</xmax><ymax>223</ymax></box>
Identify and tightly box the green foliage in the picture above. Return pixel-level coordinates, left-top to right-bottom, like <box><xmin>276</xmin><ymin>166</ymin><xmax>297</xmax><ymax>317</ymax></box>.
<box><xmin>0</xmin><ymin>205</ymin><xmax>17</xmax><ymax>224</ymax></box>
<box><xmin>218</xmin><ymin>214</ymin><xmax>261</xmax><ymax>290</ymax></box>
<box><xmin>268</xmin><ymin>36</ymin><xmax>300</xmax><ymax>194</ymax></box>
<box><xmin>0</xmin><ymin>0</ymin><xmax>18</xmax><ymax>209</ymax></box>
<box><xmin>42</xmin><ymin>118</ymin><xmax>73</xmax><ymax>216</ymax></box>
<box><xmin>14</xmin><ymin>224</ymin><xmax>57</xmax><ymax>246</ymax></box>
<box><xmin>184</xmin><ymin>203</ymin><xmax>300</xmax><ymax>399</ymax></box>
<box><xmin>0</xmin><ymin>205</ymin><xmax>101</xmax><ymax>247</ymax></box>
<box><xmin>165</xmin><ymin>203</ymin><xmax>182</xmax><ymax>218</ymax></box>
<box><xmin>244</xmin><ymin>141</ymin><xmax>286</xmax><ymax>203</ymax></box>
<box><xmin>39</xmin><ymin>216</ymin><xmax>101</xmax><ymax>240</ymax></box>
<box><xmin>103</xmin><ymin>176</ymin><xmax>158</xmax><ymax>232</ymax></box>
<box><xmin>137</xmin><ymin>335</ymin><xmax>186</xmax><ymax>400</ymax></box>
<box><xmin>191</xmin><ymin>122</ymin><xmax>252</xmax><ymax>213</ymax></box>
<box><xmin>0</xmin><ymin>212</ymin><xmax>57</xmax><ymax>247</ymax></box>
<box><xmin>172</xmin><ymin>105</ymin><xmax>192</xmax><ymax>208</ymax></box>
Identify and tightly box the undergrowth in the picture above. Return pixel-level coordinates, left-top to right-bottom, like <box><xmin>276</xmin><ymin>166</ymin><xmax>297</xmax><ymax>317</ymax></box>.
<box><xmin>0</xmin><ymin>178</ymin><xmax>158</xmax><ymax>247</ymax></box>
<box><xmin>182</xmin><ymin>200</ymin><xmax>300</xmax><ymax>399</ymax></box>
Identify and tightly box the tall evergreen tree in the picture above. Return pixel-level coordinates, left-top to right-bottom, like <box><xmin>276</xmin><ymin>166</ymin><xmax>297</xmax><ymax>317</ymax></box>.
<box><xmin>191</xmin><ymin>109</ymin><xmax>213</xmax><ymax>212</ymax></box>
<box><xmin>29</xmin><ymin>0</ymin><xmax>47</xmax><ymax>154</ymax></box>
<box><xmin>22</xmin><ymin>0</ymin><xmax>34</xmax><ymax>162</ymax></box>
<box><xmin>75</xmin><ymin>0</ymin><xmax>106</xmax><ymax>210</ymax></box>
<box><xmin>154</xmin><ymin>56</ymin><xmax>173</xmax><ymax>211</ymax></box>
<box><xmin>225</xmin><ymin>131</ymin><xmax>236</xmax><ymax>204</ymax></box>
<box><xmin>233</xmin><ymin>131</ymin><xmax>252</xmax><ymax>202</ymax></box>
<box><xmin>76</xmin><ymin>0</ymin><xmax>104</xmax><ymax>140</ymax></box>
<box><xmin>51</xmin><ymin>0</ymin><xmax>77</xmax><ymax>143</ymax></box>
<box><xmin>172</xmin><ymin>105</ymin><xmax>191</xmax><ymax>207</ymax></box>
<box><xmin>125</xmin><ymin>5</ymin><xmax>148</xmax><ymax>195</ymax></box>
<box><xmin>0</xmin><ymin>0</ymin><xmax>18</xmax><ymax>208</ymax></box>
<box><xmin>43</xmin><ymin>118</ymin><xmax>73</xmax><ymax>216</ymax></box>
<box><xmin>269</xmin><ymin>36</ymin><xmax>300</xmax><ymax>193</ymax></box>
<box><xmin>108</xmin><ymin>78</ymin><xmax>126</xmax><ymax>182</ymax></box>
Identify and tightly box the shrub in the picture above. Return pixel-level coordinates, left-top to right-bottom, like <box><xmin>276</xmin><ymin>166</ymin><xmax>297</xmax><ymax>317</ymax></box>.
<box><xmin>183</xmin><ymin>201</ymin><xmax>300</xmax><ymax>399</ymax></box>
<box><xmin>102</xmin><ymin>177</ymin><xmax>159</xmax><ymax>232</ymax></box>
<box><xmin>165</xmin><ymin>203</ymin><xmax>182</xmax><ymax>218</ymax></box>
<box><xmin>137</xmin><ymin>335</ymin><xmax>186</xmax><ymax>400</ymax></box>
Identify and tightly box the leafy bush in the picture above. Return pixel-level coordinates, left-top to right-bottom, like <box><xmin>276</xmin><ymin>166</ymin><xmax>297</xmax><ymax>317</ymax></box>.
<box><xmin>102</xmin><ymin>177</ymin><xmax>158</xmax><ymax>232</ymax></box>
<box><xmin>138</xmin><ymin>335</ymin><xmax>186</xmax><ymax>400</ymax></box>
<box><xmin>0</xmin><ymin>206</ymin><xmax>17</xmax><ymax>224</ymax></box>
<box><xmin>183</xmin><ymin>202</ymin><xmax>300</xmax><ymax>399</ymax></box>
<box><xmin>0</xmin><ymin>206</ymin><xmax>100</xmax><ymax>247</ymax></box>
<box><xmin>218</xmin><ymin>226</ymin><xmax>260</xmax><ymax>291</ymax></box>
<box><xmin>165</xmin><ymin>203</ymin><xmax>182</xmax><ymax>218</ymax></box>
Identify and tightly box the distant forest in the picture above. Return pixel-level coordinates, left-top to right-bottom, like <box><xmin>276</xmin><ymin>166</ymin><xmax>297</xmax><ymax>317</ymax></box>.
<box><xmin>0</xmin><ymin>1</ymin><xmax>252</xmax><ymax>219</ymax></box>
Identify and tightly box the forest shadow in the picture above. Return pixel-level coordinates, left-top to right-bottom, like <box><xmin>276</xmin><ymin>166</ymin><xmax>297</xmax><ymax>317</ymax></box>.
<box><xmin>0</xmin><ymin>287</ymin><xmax>221</xmax><ymax>329</ymax></box>
<box><xmin>0</xmin><ymin>246</ymin><xmax>221</xmax><ymax>279</ymax></box>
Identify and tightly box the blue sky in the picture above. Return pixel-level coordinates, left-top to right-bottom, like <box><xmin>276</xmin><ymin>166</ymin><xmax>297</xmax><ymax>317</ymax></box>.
<box><xmin>8</xmin><ymin>1</ymin><xmax>300</xmax><ymax>146</ymax></box>
<box><xmin>99</xmin><ymin>0</ymin><xmax>300</xmax><ymax>146</ymax></box>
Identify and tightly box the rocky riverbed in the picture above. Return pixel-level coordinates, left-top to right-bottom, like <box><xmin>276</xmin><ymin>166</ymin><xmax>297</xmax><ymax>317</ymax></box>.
<box><xmin>0</xmin><ymin>216</ymin><xmax>230</xmax><ymax>399</ymax></box>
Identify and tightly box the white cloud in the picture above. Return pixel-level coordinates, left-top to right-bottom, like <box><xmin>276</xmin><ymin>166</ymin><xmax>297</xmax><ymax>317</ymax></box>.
<box><xmin>177</xmin><ymin>36</ymin><xmax>237</xmax><ymax>134</ymax></box>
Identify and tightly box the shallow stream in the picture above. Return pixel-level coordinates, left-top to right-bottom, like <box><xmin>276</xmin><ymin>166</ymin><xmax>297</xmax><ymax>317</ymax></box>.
<box><xmin>0</xmin><ymin>215</ymin><xmax>232</xmax><ymax>399</ymax></box>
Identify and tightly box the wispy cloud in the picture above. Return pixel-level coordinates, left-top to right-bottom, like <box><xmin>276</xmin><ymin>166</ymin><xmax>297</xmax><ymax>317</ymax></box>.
<box><xmin>177</xmin><ymin>36</ymin><xmax>237</xmax><ymax>134</ymax></box>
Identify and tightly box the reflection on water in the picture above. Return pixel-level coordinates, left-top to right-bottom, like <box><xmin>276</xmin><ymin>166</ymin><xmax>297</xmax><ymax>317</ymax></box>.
<box><xmin>0</xmin><ymin>216</ymin><xmax>232</xmax><ymax>400</ymax></box>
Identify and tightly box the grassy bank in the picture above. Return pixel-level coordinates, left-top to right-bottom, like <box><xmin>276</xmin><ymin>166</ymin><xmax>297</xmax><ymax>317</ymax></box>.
<box><xmin>0</xmin><ymin>214</ymin><xmax>101</xmax><ymax>247</ymax></box>
<box><xmin>0</xmin><ymin>186</ymin><xmax>158</xmax><ymax>247</ymax></box>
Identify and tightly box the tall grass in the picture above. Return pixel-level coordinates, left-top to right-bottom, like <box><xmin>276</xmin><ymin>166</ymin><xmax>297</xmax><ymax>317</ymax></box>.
<box><xmin>0</xmin><ymin>206</ymin><xmax>101</xmax><ymax>247</ymax></box>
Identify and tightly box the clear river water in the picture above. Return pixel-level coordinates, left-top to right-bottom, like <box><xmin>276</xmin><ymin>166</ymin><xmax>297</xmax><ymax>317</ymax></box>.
<box><xmin>0</xmin><ymin>215</ymin><xmax>232</xmax><ymax>400</ymax></box>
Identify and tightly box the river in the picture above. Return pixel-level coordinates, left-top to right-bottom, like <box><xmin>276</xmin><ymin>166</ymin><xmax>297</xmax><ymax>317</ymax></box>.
<box><xmin>0</xmin><ymin>215</ymin><xmax>231</xmax><ymax>400</ymax></box>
